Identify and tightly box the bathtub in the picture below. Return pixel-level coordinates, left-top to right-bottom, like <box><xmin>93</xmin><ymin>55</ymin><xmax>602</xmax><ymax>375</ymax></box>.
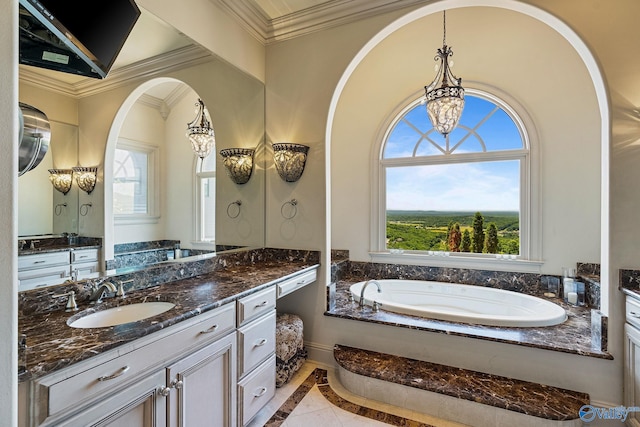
<box><xmin>349</xmin><ymin>279</ymin><xmax>567</xmax><ymax>327</ymax></box>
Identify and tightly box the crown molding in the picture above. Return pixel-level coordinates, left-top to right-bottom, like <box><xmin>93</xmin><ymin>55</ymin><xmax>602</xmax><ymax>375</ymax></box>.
<box><xmin>20</xmin><ymin>45</ymin><xmax>212</xmax><ymax>99</ymax></box>
<box><xmin>217</xmin><ymin>0</ymin><xmax>429</xmax><ymax>44</ymax></box>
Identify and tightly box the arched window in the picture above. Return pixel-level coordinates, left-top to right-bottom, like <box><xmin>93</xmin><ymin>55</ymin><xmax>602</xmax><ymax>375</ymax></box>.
<box><xmin>377</xmin><ymin>90</ymin><xmax>531</xmax><ymax>260</ymax></box>
<box><xmin>195</xmin><ymin>154</ymin><xmax>216</xmax><ymax>244</ymax></box>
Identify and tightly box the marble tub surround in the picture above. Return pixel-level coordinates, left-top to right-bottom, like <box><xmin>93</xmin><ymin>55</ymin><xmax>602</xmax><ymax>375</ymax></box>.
<box><xmin>334</xmin><ymin>345</ymin><xmax>589</xmax><ymax>424</ymax></box>
<box><xmin>327</xmin><ymin>280</ymin><xmax>611</xmax><ymax>359</ymax></box>
<box><xmin>18</xmin><ymin>248</ymin><xmax>319</xmax><ymax>381</ymax></box>
<box><xmin>342</xmin><ymin>260</ymin><xmax>600</xmax><ymax>309</ymax></box>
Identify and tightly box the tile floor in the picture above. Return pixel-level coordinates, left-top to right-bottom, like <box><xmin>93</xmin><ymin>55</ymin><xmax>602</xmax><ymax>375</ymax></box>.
<box><xmin>247</xmin><ymin>361</ymin><xmax>469</xmax><ymax>427</ymax></box>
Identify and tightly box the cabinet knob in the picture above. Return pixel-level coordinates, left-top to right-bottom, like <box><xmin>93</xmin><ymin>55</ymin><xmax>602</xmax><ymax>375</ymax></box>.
<box><xmin>159</xmin><ymin>386</ymin><xmax>171</xmax><ymax>397</ymax></box>
<box><xmin>171</xmin><ymin>379</ymin><xmax>184</xmax><ymax>390</ymax></box>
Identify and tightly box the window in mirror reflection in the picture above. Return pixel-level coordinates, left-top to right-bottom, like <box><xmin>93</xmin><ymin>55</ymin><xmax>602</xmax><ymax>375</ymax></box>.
<box><xmin>195</xmin><ymin>154</ymin><xmax>216</xmax><ymax>243</ymax></box>
<box><xmin>114</xmin><ymin>138</ymin><xmax>159</xmax><ymax>221</ymax></box>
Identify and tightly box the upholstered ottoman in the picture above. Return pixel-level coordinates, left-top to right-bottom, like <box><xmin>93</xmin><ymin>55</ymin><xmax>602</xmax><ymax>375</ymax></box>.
<box><xmin>275</xmin><ymin>313</ymin><xmax>307</xmax><ymax>387</ymax></box>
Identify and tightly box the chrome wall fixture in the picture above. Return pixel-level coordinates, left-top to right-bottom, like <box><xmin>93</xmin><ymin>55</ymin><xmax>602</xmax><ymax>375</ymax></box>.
<box><xmin>281</xmin><ymin>199</ymin><xmax>298</xmax><ymax>219</ymax></box>
<box><xmin>186</xmin><ymin>98</ymin><xmax>215</xmax><ymax>159</ymax></box>
<box><xmin>220</xmin><ymin>148</ymin><xmax>255</xmax><ymax>184</ymax></box>
<box><xmin>48</xmin><ymin>168</ymin><xmax>73</xmax><ymax>195</ymax></box>
<box><xmin>424</xmin><ymin>10</ymin><xmax>465</xmax><ymax>137</ymax></box>
<box><xmin>273</xmin><ymin>143</ymin><xmax>309</xmax><ymax>183</ymax></box>
<box><xmin>226</xmin><ymin>200</ymin><xmax>242</xmax><ymax>218</ymax></box>
<box><xmin>72</xmin><ymin>166</ymin><xmax>98</xmax><ymax>195</ymax></box>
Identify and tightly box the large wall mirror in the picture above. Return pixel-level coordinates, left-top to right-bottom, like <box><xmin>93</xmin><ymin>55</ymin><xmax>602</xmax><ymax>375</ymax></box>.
<box><xmin>18</xmin><ymin>121</ymin><xmax>79</xmax><ymax>237</ymax></box>
<box><xmin>18</xmin><ymin>7</ymin><xmax>265</xmax><ymax>278</ymax></box>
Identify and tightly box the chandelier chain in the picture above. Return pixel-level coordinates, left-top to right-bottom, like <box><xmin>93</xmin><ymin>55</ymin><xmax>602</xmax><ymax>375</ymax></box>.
<box><xmin>443</xmin><ymin>10</ymin><xmax>446</xmax><ymax>46</ymax></box>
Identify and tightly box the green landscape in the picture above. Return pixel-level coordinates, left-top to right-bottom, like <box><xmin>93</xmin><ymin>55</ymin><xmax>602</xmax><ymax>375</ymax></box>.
<box><xmin>386</xmin><ymin>210</ymin><xmax>520</xmax><ymax>255</ymax></box>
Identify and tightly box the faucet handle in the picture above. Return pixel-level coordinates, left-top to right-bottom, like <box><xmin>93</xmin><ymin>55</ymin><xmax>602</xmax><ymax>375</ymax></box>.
<box><xmin>52</xmin><ymin>290</ymin><xmax>78</xmax><ymax>312</ymax></box>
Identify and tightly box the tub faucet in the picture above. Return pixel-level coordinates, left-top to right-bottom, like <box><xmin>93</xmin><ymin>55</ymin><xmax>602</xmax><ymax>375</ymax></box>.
<box><xmin>359</xmin><ymin>280</ymin><xmax>382</xmax><ymax>307</ymax></box>
<box><xmin>90</xmin><ymin>282</ymin><xmax>118</xmax><ymax>303</ymax></box>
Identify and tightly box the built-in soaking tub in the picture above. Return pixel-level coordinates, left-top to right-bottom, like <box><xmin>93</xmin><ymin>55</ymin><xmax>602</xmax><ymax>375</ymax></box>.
<box><xmin>350</xmin><ymin>280</ymin><xmax>567</xmax><ymax>327</ymax></box>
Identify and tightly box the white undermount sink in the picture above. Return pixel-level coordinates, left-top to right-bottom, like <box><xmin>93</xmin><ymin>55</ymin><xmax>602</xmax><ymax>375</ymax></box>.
<box><xmin>67</xmin><ymin>302</ymin><xmax>176</xmax><ymax>328</ymax></box>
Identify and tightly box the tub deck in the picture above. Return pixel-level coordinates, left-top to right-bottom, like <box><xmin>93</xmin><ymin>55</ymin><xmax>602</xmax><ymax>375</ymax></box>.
<box><xmin>327</xmin><ymin>280</ymin><xmax>611</xmax><ymax>359</ymax></box>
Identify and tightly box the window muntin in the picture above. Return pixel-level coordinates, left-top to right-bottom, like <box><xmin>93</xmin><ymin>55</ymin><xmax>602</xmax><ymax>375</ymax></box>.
<box><xmin>380</xmin><ymin>92</ymin><xmax>528</xmax><ymax>257</ymax></box>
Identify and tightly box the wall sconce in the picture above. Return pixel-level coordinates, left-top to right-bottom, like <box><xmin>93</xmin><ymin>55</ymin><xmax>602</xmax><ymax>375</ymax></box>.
<box><xmin>72</xmin><ymin>166</ymin><xmax>98</xmax><ymax>195</ymax></box>
<box><xmin>48</xmin><ymin>169</ymin><xmax>73</xmax><ymax>195</ymax></box>
<box><xmin>220</xmin><ymin>148</ymin><xmax>255</xmax><ymax>184</ymax></box>
<box><xmin>273</xmin><ymin>143</ymin><xmax>309</xmax><ymax>182</ymax></box>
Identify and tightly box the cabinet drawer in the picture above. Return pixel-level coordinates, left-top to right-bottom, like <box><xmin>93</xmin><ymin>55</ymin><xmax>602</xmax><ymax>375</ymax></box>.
<box><xmin>72</xmin><ymin>261</ymin><xmax>101</xmax><ymax>279</ymax></box>
<box><xmin>627</xmin><ymin>297</ymin><xmax>640</xmax><ymax>330</ymax></box>
<box><xmin>18</xmin><ymin>251</ymin><xmax>69</xmax><ymax>270</ymax></box>
<box><xmin>18</xmin><ymin>265</ymin><xmax>69</xmax><ymax>291</ymax></box>
<box><xmin>238</xmin><ymin>310</ymin><xmax>276</xmax><ymax>378</ymax></box>
<box><xmin>238</xmin><ymin>355</ymin><xmax>276</xmax><ymax>426</ymax></box>
<box><xmin>71</xmin><ymin>248</ymin><xmax>99</xmax><ymax>263</ymax></box>
<box><xmin>237</xmin><ymin>286</ymin><xmax>276</xmax><ymax>326</ymax></box>
<box><xmin>277</xmin><ymin>268</ymin><xmax>317</xmax><ymax>298</ymax></box>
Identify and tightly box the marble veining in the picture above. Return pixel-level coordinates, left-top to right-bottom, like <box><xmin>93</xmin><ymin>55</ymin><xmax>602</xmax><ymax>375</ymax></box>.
<box><xmin>18</xmin><ymin>248</ymin><xmax>319</xmax><ymax>382</ymax></box>
<box><xmin>334</xmin><ymin>345</ymin><xmax>589</xmax><ymax>421</ymax></box>
<box><xmin>18</xmin><ymin>236</ymin><xmax>102</xmax><ymax>256</ymax></box>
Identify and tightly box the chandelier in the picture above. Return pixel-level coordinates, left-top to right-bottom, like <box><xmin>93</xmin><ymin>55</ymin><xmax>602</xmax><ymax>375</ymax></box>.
<box><xmin>186</xmin><ymin>98</ymin><xmax>215</xmax><ymax>159</ymax></box>
<box><xmin>424</xmin><ymin>11</ymin><xmax>465</xmax><ymax>137</ymax></box>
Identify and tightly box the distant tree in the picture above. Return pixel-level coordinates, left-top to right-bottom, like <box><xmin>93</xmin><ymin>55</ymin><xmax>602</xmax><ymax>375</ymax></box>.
<box><xmin>461</xmin><ymin>230</ymin><xmax>471</xmax><ymax>252</ymax></box>
<box><xmin>485</xmin><ymin>223</ymin><xmax>499</xmax><ymax>253</ymax></box>
<box><xmin>472</xmin><ymin>212</ymin><xmax>485</xmax><ymax>253</ymax></box>
<box><xmin>448</xmin><ymin>222</ymin><xmax>462</xmax><ymax>252</ymax></box>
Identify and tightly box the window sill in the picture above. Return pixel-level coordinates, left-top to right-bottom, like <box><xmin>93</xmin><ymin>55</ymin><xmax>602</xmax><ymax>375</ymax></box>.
<box><xmin>369</xmin><ymin>251</ymin><xmax>544</xmax><ymax>273</ymax></box>
<box><xmin>114</xmin><ymin>215</ymin><xmax>160</xmax><ymax>225</ymax></box>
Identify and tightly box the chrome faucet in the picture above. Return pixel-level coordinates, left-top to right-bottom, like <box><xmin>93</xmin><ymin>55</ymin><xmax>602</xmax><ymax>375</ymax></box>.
<box><xmin>90</xmin><ymin>282</ymin><xmax>118</xmax><ymax>303</ymax></box>
<box><xmin>359</xmin><ymin>280</ymin><xmax>382</xmax><ymax>307</ymax></box>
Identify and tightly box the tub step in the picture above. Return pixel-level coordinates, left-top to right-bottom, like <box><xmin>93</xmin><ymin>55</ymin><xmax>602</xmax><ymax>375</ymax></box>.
<box><xmin>334</xmin><ymin>344</ymin><xmax>589</xmax><ymax>425</ymax></box>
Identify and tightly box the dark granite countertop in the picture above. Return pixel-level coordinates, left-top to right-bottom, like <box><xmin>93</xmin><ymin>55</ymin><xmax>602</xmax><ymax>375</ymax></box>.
<box><xmin>326</xmin><ymin>280</ymin><xmax>612</xmax><ymax>360</ymax></box>
<box><xmin>19</xmin><ymin>261</ymin><xmax>318</xmax><ymax>382</ymax></box>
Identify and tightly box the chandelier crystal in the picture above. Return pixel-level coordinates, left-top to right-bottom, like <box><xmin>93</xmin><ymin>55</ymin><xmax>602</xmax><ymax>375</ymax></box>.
<box><xmin>186</xmin><ymin>98</ymin><xmax>215</xmax><ymax>159</ymax></box>
<box><xmin>424</xmin><ymin>11</ymin><xmax>465</xmax><ymax>137</ymax></box>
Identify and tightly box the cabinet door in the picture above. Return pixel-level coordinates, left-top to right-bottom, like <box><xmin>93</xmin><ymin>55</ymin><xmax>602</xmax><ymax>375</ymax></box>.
<box><xmin>166</xmin><ymin>333</ymin><xmax>236</xmax><ymax>427</ymax></box>
<box><xmin>625</xmin><ymin>323</ymin><xmax>640</xmax><ymax>427</ymax></box>
<box><xmin>54</xmin><ymin>370</ymin><xmax>166</xmax><ymax>427</ymax></box>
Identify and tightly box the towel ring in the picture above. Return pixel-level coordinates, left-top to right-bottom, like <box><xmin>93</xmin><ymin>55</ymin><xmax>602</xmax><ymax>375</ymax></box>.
<box><xmin>80</xmin><ymin>203</ymin><xmax>92</xmax><ymax>216</ymax></box>
<box><xmin>281</xmin><ymin>199</ymin><xmax>297</xmax><ymax>219</ymax></box>
<box><xmin>54</xmin><ymin>203</ymin><xmax>67</xmax><ymax>216</ymax></box>
<box><xmin>227</xmin><ymin>200</ymin><xmax>242</xmax><ymax>218</ymax></box>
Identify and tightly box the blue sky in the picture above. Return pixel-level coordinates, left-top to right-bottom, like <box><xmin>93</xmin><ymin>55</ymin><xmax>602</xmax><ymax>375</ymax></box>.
<box><xmin>384</xmin><ymin>96</ymin><xmax>521</xmax><ymax>212</ymax></box>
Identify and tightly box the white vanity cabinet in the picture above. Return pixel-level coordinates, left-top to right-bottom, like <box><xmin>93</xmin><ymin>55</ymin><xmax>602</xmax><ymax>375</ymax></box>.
<box><xmin>18</xmin><ymin>247</ymin><xmax>102</xmax><ymax>291</ymax></box>
<box><xmin>71</xmin><ymin>248</ymin><xmax>101</xmax><ymax>280</ymax></box>
<box><xmin>625</xmin><ymin>295</ymin><xmax>640</xmax><ymax>427</ymax></box>
<box><xmin>26</xmin><ymin>302</ymin><xmax>236</xmax><ymax>427</ymax></box>
<box><xmin>18</xmin><ymin>252</ymin><xmax>70</xmax><ymax>291</ymax></box>
<box><xmin>236</xmin><ymin>287</ymin><xmax>277</xmax><ymax>426</ymax></box>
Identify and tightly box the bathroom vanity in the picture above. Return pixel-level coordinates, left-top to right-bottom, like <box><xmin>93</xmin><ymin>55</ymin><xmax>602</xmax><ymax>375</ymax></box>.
<box><xmin>18</xmin><ymin>251</ymin><xmax>319</xmax><ymax>427</ymax></box>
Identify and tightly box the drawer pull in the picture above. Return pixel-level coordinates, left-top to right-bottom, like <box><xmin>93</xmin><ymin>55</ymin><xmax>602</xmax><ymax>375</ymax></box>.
<box><xmin>199</xmin><ymin>324</ymin><xmax>219</xmax><ymax>334</ymax></box>
<box><xmin>255</xmin><ymin>300</ymin><xmax>268</xmax><ymax>308</ymax></box>
<box><xmin>97</xmin><ymin>366</ymin><xmax>130</xmax><ymax>382</ymax></box>
<box><xmin>630</xmin><ymin>311</ymin><xmax>640</xmax><ymax>318</ymax></box>
<box><xmin>253</xmin><ymin>386</ymin><xmax>268</xmax><ymax>398</ymax></box>
<box><xmin>297</xmin><ymin>279</ymin><xmax>306</xmax><ymax>285</ymax></box>
<box><xmin>33</xmin><ymin>260</ymin><xmax>46</xmax><ymax>264</ymax></box>
<box><xmin>254</xmin><ymin>338</ymin><xmax>268</xmax><ymax>347</ymax></box>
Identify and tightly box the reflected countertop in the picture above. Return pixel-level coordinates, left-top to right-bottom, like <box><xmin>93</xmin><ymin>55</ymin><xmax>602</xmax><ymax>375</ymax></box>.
<box><xmin>18</xmin><ymin>259</ymin><xmax>319</xmax><ymax>382</ymax></box>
